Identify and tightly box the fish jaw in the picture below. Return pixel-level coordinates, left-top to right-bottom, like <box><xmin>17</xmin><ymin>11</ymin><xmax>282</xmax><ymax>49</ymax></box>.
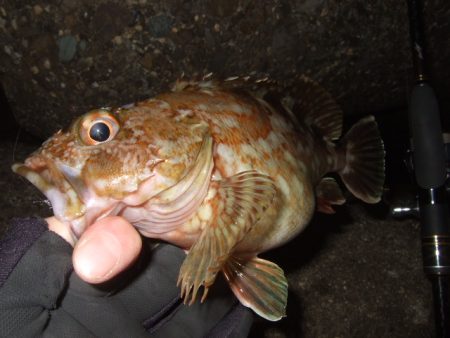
<box><xmin>12</xmin><ymin>159</ymin><xmax>122</xmax><ymax>239</ymax></box>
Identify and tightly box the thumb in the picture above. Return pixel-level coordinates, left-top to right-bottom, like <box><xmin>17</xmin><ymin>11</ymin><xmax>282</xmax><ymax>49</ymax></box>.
<box><xmin>73</xmin><ymin>216</ymin><xmax>142</xmax><ymax>283</ymax></box>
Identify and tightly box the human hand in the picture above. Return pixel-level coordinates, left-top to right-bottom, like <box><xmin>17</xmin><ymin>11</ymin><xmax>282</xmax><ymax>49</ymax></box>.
<box><xmin>0</xmin><ymin>217</ymin><xmax>253</xmax><ymax>337</ymax></box>
<box><xmin>47</xmin><ymin>216</ymin><xmax>142</xmax><ymax>283</ymax></box>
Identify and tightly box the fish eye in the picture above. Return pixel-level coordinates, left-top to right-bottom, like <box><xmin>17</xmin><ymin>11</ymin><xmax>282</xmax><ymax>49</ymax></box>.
<box><xmin>89</xmin><ymin>122</ymin><xmax>110</xmax><ymax>142</ymax></box>
<box><xmin>79</xmin><ymin>110</ymin><xmax>119</xmax><ymax>145</ymax></box>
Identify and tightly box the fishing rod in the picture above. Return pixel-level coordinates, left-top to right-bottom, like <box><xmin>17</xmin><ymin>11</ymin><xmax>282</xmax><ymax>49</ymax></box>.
<box><xmin>406</xmin><ymin>0</ymin><xmax>450</xmax><ymax>336</ymax></box>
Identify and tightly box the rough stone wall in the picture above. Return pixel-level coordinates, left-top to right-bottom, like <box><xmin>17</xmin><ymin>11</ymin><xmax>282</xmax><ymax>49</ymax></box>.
<box><xmin>2</xmin><ymin>1</ymin><xmax>448</xmax><ymax>138</ymax></box>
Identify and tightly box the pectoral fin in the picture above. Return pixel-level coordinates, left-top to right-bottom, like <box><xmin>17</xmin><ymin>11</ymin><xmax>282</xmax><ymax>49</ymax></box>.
<box><xmin>177</xmin><ymin>170</ymin><xmax>276</xmax><ymax>305</ymax></box>
<box><xmin>316</xmin><ymin>177</ymin><xmax>346</xmax><ymax>214</ymax></box>
<box><xmin>223</xmin><ymin>256</ymin><xmax>288</xmax><ymax>321</ymax></box>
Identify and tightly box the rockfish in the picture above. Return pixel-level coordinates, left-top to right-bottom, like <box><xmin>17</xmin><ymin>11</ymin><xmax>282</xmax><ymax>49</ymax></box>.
<box><xmin>12</xmin><ymin>77</ymin><xmax>385</xmax><ymax>321</ymax></box>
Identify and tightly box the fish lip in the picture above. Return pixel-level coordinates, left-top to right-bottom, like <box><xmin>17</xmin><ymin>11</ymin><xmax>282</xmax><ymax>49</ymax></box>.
<box><xmin>12</xmin><ymin>163</ymin><xmax>53</xmax><ymax>192</ymax></box>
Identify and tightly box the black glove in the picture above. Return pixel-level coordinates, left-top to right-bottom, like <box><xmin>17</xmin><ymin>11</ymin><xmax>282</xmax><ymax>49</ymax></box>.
<box><xmin>0</xmin><ymin>218</ymin><xmax>254</xmax><ymax>337</ymax></box>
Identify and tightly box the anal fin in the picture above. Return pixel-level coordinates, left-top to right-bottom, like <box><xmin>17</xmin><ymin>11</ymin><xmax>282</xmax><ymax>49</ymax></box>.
<box><xmin>222</xmin><ymin>256</ymin><xmax>288</xmax><ymax>321</ymax></box>
<box><xmin>316</xmin><ymin>177</ymin><xmax>346</xmax><ymax>214</ymax></box>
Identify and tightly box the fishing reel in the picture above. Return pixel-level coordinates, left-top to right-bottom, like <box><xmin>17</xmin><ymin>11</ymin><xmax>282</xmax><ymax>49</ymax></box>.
<box><xmin>389</xmin><ymin>133</ymin><xmax>450</xmax><ymax>219</ymax></box>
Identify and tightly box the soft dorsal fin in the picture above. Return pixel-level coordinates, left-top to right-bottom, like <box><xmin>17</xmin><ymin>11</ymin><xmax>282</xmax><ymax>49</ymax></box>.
<box><xmin>293</xmin><ymin>76</ymin><xmax>343</xmax><ymax>141</ymax></box>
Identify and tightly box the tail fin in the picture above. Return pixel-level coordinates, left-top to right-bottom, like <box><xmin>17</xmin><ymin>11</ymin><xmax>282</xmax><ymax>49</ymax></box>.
<box><xmin>338</xmin><ymin>116</ymin><xmax>385</xmax><ymax>203</ymax></box>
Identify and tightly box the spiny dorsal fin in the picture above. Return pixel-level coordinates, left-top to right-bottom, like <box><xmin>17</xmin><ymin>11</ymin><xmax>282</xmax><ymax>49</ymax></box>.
<box><xmin>171</xmin><ymin>73</ymin><xmax>278</xmax><ymax>98</ymax></box>
<box><xmin>171</xmin><ymin>75</ymin><xmax>343</xmax><ymax>142</ymax></box>
<box><xmin>293</xmin><ymin>76</ymin><xmax>343</xmax><ymax>141</ymax></box>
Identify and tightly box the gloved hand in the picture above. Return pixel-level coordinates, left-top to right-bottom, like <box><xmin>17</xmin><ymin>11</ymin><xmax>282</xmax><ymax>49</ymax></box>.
<box><xmin>0</xmin><ymin>217</ymin><xmax>253</xmax><ymax>337</ymax></box>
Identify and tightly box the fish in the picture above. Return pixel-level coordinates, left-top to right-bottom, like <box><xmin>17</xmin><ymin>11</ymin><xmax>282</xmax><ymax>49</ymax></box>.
<box><xmin>12</xmin><ymin>76</ymin><xmax>385</xmax><ymax>321</ymax></box>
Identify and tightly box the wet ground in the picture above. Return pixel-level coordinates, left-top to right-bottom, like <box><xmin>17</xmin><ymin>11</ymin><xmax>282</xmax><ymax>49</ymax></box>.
<box><xmin>0</xmin><ymin>130</ymin><xmax>434</xmax><ymax>337</ymax></box>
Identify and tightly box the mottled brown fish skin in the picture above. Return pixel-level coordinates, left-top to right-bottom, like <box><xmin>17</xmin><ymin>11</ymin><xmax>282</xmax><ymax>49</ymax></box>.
<box><xmin>154</xmin><ymin>87</ymin><xmax>323</xmax><ymax>254</ymax></box>
<box><xmin>12</xmin><ymin>78</ymin><xmax>385</xmax><ymax>321</ymax></box>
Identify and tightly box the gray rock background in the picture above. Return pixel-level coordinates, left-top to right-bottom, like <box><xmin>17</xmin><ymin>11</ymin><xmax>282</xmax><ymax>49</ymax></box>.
<box><xmin>0</xmin><ymin>0</ymin><xmax>449</xmax><ymax>138</ymax></box>
<box><xmin>1</xmin><ymin>0</ymin><xmax>449</xmax><ymax>336</ymax></box>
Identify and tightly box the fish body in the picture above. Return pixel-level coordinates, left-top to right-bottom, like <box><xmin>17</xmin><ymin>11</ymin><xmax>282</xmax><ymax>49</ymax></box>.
<box><xmin>13</xmin><ymin>77</ymin><xmax>385</xmax><ymax>321</ymax></box>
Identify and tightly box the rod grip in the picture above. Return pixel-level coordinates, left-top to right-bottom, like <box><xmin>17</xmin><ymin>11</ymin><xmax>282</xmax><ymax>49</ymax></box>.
<box><xmin>409</xmin><ymin>83</ymin><xmax>447</xmax><ymax>189</ymax></box>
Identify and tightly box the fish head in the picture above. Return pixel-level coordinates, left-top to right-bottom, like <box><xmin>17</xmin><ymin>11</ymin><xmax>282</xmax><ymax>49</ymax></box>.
<box><xmin>13</xmin><ymin>101</ymin><xmax>210</xmax><ymax>238</ymax></box>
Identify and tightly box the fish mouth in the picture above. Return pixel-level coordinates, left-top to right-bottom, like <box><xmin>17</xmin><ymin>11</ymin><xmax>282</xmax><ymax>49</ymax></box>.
<box><xmin>12</xmin><ymin>158</ymin><xmax>132</xmax><ymax>239</ymax></box>
<box><xmin>12</xmin><ymin>161</ymin><xmax>87</xmax><ymax>221</ymax></box>
<box><xmin>12</xmin><ymin>158</ymin><xmax>89</xmax><ymax>237</ymax></box>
